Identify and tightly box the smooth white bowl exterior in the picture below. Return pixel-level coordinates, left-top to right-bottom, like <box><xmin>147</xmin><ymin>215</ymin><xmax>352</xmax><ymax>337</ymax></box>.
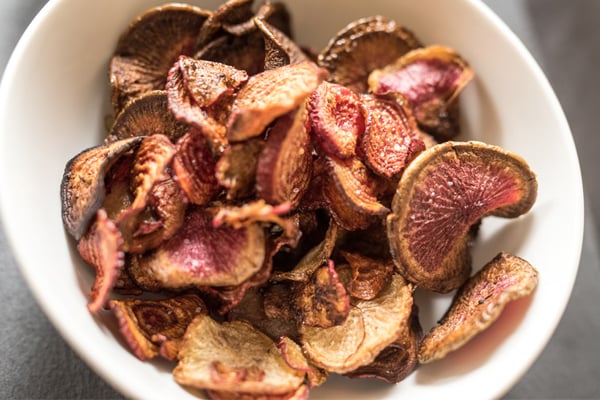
<box><xmin>0</xmin><ymin>0</ymin><xmax>583</xmax><ymax>399</ymax></box>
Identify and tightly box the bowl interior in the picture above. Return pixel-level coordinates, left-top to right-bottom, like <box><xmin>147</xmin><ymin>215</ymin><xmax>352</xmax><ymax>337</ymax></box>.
<box><xmin>0</xmin><ymin>0</ymin><xmax>583</xmax><ymax>399</ymax></box>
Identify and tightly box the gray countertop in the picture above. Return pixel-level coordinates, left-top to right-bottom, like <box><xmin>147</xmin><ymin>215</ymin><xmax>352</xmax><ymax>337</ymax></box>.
<box><xmin>1</xmin><ymin>1</ymin><xmax>599</xmax><ymax>399</ymax></box>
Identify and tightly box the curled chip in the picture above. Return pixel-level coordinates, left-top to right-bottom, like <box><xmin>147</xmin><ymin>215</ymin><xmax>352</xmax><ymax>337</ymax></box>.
<box><xmin>215</xmin><ymin>138</ymin><xmax>265</xmax><ymax>200</ymax></box>
<box><xmin>387</xmin><ymin>141</ymin><xmax>538</xmax><ymax>293</ymax></box>
<box><xmin>255</xmin><ymin>18</ymin><xmax>307</xmax><ymax>70</ymax></box>
<box><xmin>109</xmin><ymin>293</ymin><xmax>206</xmax><ymax>361</ymax></box>
<box><xmin>174</xmin><ymin>315</ymin><xmax>305</xmax><ymax>394</ymax></box>
<box><xmin>368</xmin><ymin>45</ymin><xmax>474</xmax><ymax>141</ymax></box>
<box><xmin>340</xmin><ymin>251</ymin><xmax>394</xmax><ymax>301</ymax></box>
<box><xmin>300</xmin><ymin>274</ymin><xmax>414</xmax><ymax>374</ymax></box>
<box><xmin>110</xmin><ymin>3</ymin><xmax>211</xmax><ymax>113</ymax></box>
<box><xmin>419</xmin><ymin>252</ymin><xmax>539</xmax><ymax>363</ymax></box>
<box><xmin>278</xmin><ymin>337</ymin><xmax>328</xmax><ymax>388</ymax></box>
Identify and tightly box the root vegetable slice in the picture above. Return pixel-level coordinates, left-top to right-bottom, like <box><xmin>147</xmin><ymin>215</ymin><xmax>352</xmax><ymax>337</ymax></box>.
<box><xmin>197</xmin><ymin>0</ymin><xmax>255</xmax><ymax>47</ymax></box>
<box><xmin>369</xmin><ymin>45</ymin><xmax>474</xmax><ymax>141</ymax></box>
<box><xmin>340</xmin><ymin>251</ymin><xmax>394</xmax><ymax>301</ymax></box>
<box><xmin>254</xmin><ymin>18</ymin><xmax>307</xmax><ymax>71</ymax></box>
<box><xmin>418</xmin><ymin>252</ymin><xmax>539</xmax><ymax>363</ymax></box>
<box><xmin>166</xmin><ymin>56</ymin><xmax>248</xmax><ymax>151</ymax></box>
<box><xmin>346</xmin><ymin>303</ymin><xmax>421</xmax><ymax>383</ymax></box>
<box><xmin>61</xmin><ymin>136</ymin><xmax>143</xmax><ymax>240</ymax></box>
<box><xmin>317</xmin><ymin>16</ymin><xmax>421</xmax><ymax>93</ymax></box>
<box><xmin>109</xmin><ymin>293</ymin><xmax>207</xmax><ymax>361</ymax></box>
<box><xmin>256</xmin><ymin>105</ymin><xmax>313</xmax><ymax>208</ymax></box>
<box><xmin>172</xmin><ymin>130</ymin><xmax>219</xmax><ymax>205</ymax></box>
<box><xmin>206</xmin><ymin>384</ymin><xmax>309</xmax><ymax>400</ymax></box>
<box><xmin>300</xmin><ymin>274</ymin><xmax>413</xmax><ymax>374</ymax></box>
<box><xmin>224</xmin><ymin>1</ymin><xmax>292</xmax><ymax>38</ymax></box>
<box><xmin>309</xmin><ymin>81</ymin><xmax>365</xmax><ymax>160</ymax></box>
<box><xmin>227</xmin><ymin>61</ymin><xmax>327</xmax><ymax>142</ymax></box>
<box><xmin>386</xmin><ymin>141</ymin><xmax>538</xmax><ymax>293</ymax></box>
<box><xmin>215</xmin><ymin>138</ymin><xmax>265</xmax><ymax>200</ymax></box>
<box><xmin>358</xmin><ymin>93</ymin><xmax>425</xmax><ymax>178</ymax></box>
<box><xmin>196</xmin><ymin>32</ymin><xmax>267</xmax><ymax>76</ymax></box>
<box><xmin>174</xmin><ymin>315</ymin><xmax>305</xmax><ymax>394</ymax></box>
<box><xmin>107</xmin><ymin>90</ymin><xmax>189</xmax><ymax>144</ymax></box>
<box><xmin>109</xmin><ymin>4</ymin><xmax>211</xmax><ymax>113</ymax></box>
<box><xmin>294</xmin><ymin>260</ymin><xmax>350</xmax><ymax>328</ymax></box>
<box><xmin>212</xmin><ymin>200</ymin><xmax>293</xmax><ymax>233</ymax></box>
<box><xmin>132</xmin><ymin>208</ymin><xmax>266</xmax><ymax>288</ymax></box>
<box><xmin>77</xmin><ymin>209</ymin><xmax>124</xmax><ymax>313</ymax></box>
<box><xmin>278</xmin><ymin>337</ymin><xmax>328</xmax><ymax>388</ymax></box>
<box><xmin>323</xmin><ymin>157</ymin><xmax>389</xmax><ymax>231</ymax></box>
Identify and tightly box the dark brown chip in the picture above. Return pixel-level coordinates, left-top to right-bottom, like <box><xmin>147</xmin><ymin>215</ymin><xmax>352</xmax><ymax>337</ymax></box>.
<box><xmin>77</xmin><ymin>209</ymin><xmax>124</xmax><ymax>313</ymax></box>
<box><xmin>255</xmin><ymin>104</ymin><xmax>313</xmax><ymax>208</ymax></box>
<box><xmin>174</xmin><ymin>315</ymin><xmax>305</xmax><ymax>394</ymax></box>
<box><xmin>107</xmin><ymin>90</ymin><xmax>189</xmax><ymax>144</ymax></box>
<box><xmin>346</xmin><ymin>304</ymin><xmax>421</xmax><ymax>383</ymax></box>
<box><xmin>335</xmin><ymin>221</ymin><xmax>391</xmax><ymax>261</ymax></box>
<box><xmin>254</xmin><ymin>18</ymin><xmax>308</xmax><ymax>71</ymax></box>
<box><xmin>300</xmin><ymin>274</ymin><xmax>414</xmax><ymax>373</ymax></box>
<box><xmin>215</xmin><ymin>138</ymin><xmax>265</xmax><ymax>200</ymax></box>
<box><xmin>109</xmin><ymin>293</ymin><xmax>207</xmax><ymax>361</ymax></box>
<box><xmin>278</xmin><ymin>337</ymin><xmax>328</xmax><ymax>388</ymax></box>
<box><xmin>173</xmin><ymin>130</ymin><xmax>219</xmax><ymax>205</ymax></box>
<box><xmin>222</xmin><ymin>1</ymin><xmax>292</xmax><ymax>38</ymax></box>
<box><xmin>309</xmin><ymin>81</ymin><xmax>365</xmax><ymax>159</ymax></box>
<box><xmin>317</xmin><ymin>16</ymin><xmax>422</xmax><ymax>93</ymax></box>
<box><xmin>109</xmin><ymin>4</ymin><xmax>211</xmax><ymax>113</ymax></box>
<box><xmin>227</xmin><ymin>61</ymin><xmax>327</xmax><ymax>142</ymax></box>
<box><xmin>340</xmin><ymin>251</ymin><xmax>394</xmax><ymax>301</ymax></box>
<box><xmin>197</xmin><ymin>0</ymin><xmax>255</xmax><ymax>47</ymax></box>
<box><xmin>131</xmin><ymin>207</ymin><xmax>266</xmax><ymax>288</ymax></box>
<box><xmin>358</xmin><ymin>93</ymin><xmax>425</xmax><ymax>178</ymax></box>
<box><xmin>294</xmin><ymin>260</ymin><xmax>350</xmax><ymax>328</ymax></box>
<box><xmin>369</xmin><ymin>45</ymin><xmax>474</xmax><ymax>141</ymax></box>
<box><xmin>61</xmin><ymin>136</ymin><xmax>143</xmax><ymax>240</ymax></box>
<box><xmin>322</xmin><ymin>157</ymin><xmax>389</xmax><ymax>231</ymax></box>
<box><xmin>263</xmin><ymin>282</ymin><xmax>295</xmax><ymax>320</ymax></box>
<box><xmin>418</xmin><ymin>252</ymin><xmax>539</xmax><ymax>363</ymax></box>
<box><xmin>196</xmin><ymin>32</ymin><xmax>267</xmax><ymax>76</ymax></box>
<box><xmin>166</xmin><ymin>56</ymin><xmax>248</xmax><ymax>151</ymax></box>
<box><xmin>386</xmin><ymin>141</ymin><xmax>538</xmax><ymax>293</ymax></box>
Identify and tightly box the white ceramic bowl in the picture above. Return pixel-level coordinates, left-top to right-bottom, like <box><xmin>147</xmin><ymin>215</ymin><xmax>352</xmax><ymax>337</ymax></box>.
<box><xmin>0</xmin><ymin>0</ymin><xmax>584</xmax><ymax>399</ymax></box>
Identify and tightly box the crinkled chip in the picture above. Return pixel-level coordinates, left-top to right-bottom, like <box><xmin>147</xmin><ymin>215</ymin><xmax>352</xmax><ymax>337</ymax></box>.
<box><xmin>61</xmin><ymin>136</ymin><xmax>142</xmax><ymax>240</ymax></box>
<box><xmin>174</xmin><ymin>315</ymin><xmax>305</xmax><ymax>394</ymax></box>
<box><xmin>227</xmin><ymin>61</ymin><xmax>327</xmax><ymax>141</ymax></box>
<box><xmin>340</xmin><ymin>251</ymin><xmax>394</xmax><ymax>301</ymax></box>
<box><xmin>254</xmin><ymin>18</ymin><xmax>308</xmax><ymax>70</ymax></box>
<box><xmin>418</xmin><ymin>252</ymin><xmax>539</xmax><ymax>363</ymax></box>
<box><xmin>386</xmin><ymin>141</ymin><xmax>538</xmax><ymax>293</ymax></box>
<box><xmin>278</xmin><ymin>337</ymin><xmax>328</xmax><ymax>388</ymax></box>
<box><xmin>301</xmin><ymin>274</ymin><xmax>414</xmax><ymax>373</ymax></box>
<box><xmin>131</xmin><ymin>207</ymin><xmax>266</xmax><ymax>288</ymax></box>
<box><xmin>197</xmin><ymin>0</ymin><xmax>255</xmax><ymax>46</ymax></box>
<box><xmin>109</xmin><ymin>293</ymin><xmax>207</xmax><ymax>361</ymax></box>
<box><xmin>77</xmin><ymin>209</ymin><xmax>124</xmax><ymax>313</ymax></box>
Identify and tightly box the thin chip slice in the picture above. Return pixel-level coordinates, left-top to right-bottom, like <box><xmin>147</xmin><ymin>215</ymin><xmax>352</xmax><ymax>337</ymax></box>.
<box><xmin>293</xmin><ymin>260</ymin><xmax>350</xmax><ymax>328</ymax></box>
<box><xmin>223</xmin><ymin>1</ymin><xmax>292</xmax><ymax>38</ymax></box>
<box><xmin>386</xmin><ymin>141</ymin><xmax>538</xmax><ymax>293</ymax></box>
<box><xmin>174</xmin><ymin>315</ymin><xmax>305</xmax><ymax>394</ymax></box>
<box><xmin>318</xmin><ymin>16</ymin><xmax>421</xmax><ymax>93</ymax></box>
<box><xmin>255</xmin><ymin>104</ymin><xmax>313</xmax><ymax>208</ymax></box>
<box><xmin>309</xmin><ymin>81</ymin><xmax>365</xmax><ymax>160</ymax></box>
<box><xmin>173</xmin><ymin>130</ymin><xmax>219</xmax><ymax>205</ymax></box>
<box><xmin>196</xmin><ymin>32</ymin><xmax>267</xmax><ymax>76</ymax></box>
<box><xmin>132</xmin><ymin>207</ymin><xmax>266</xmax><ymax>288</ymax></box>
<box><xmin>61</xmin><ymin>136</ymin><xmax>143</xmax><ymax>240</ymax></box>
<box><xmin>196</xmin><ymin>0</ymin><xmax>255</xmax><ymax>47</ymax></box>
<box><xmin>254</xmin><ymin>18</ymin><xmax>308</xmax><ymax>70</ymax></box>
<box><xmin>368</xmin><ymin>45</ymin><xmax>474</xmax><ymax>141</ymax></box>
<box><xmin>227</xmin><ymin>61</ymin><xmax>327</xmax><ymax>141</ymax></box>
<box><xmin>358</xmin><ymin>93</ymin><xmax>425</xmax><ymax>178</ymax></box>
<box><xmin>418</xmin><ymin>252</ymin><xmax>539</xmax><ymax>363</ymax></box>
<box><xmin>215</xmin><ymin>138</ymin><xmax>265</xmax><ymax>200</ymax></box>
<box><xmin>206</xmin><ymin>384</ymin><xmax>309</xmax><ymax>400</ymax></box>
<box><xmin>301</xmin><ymin>274</ymin><xmax>414</xmax><ymax>373</ymax></box>
<box><xmin>110</xmin><ymin>4</ymin><xmax>211</xmax><ymax>113</ymax></box>
<box><xmin>278</xmin><ymin>337</ymin><xmax>328</xmax><ymax>388</ymax></box>
<box><xmin>340</xmin><ymin>251</ymin><xmax>394</xmax><ymax>301</ymax></box>
<box><xmin>77</xmin><ymin>209</ymin><xmax>124</xmax><ymax>313</ymax></box>
<box><xmin>109</xmin><ymin>293</ymin><xmax>207</xmax><ymax>361</ymax></box>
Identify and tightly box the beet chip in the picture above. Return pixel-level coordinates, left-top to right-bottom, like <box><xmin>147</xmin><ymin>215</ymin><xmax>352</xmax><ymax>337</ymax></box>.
<box><xmin>256</xmin><ymin>105</ymin><xmax>313</xmax><ymax>208</ymax></box>
<box><xmin>131</xmin><ymin>207</ymin><xmax>266</xmax><ymax>288</ymax></box>
<box><xmin>386</xmin><ymin>141</ymin><xmax>538</xmax><ymax>293</ymax></box>
<box><xmin>215</xmin><ymin>138</ymin><xmax>265</xmax><ymax>200</ymax></box>
<box><xmin>419</xmin><ymin>253</ymin><xmax>539</xmax><ymax>363</ymax></box>
<box><xmin>227</xmin><ymin>61</ymin><xmax>327</xmax><ymax>142</ymax></box>
<box><xmin>294</xmin><ymin>260</ymin><xmax>350</xmax><ymax>328</ymax></box>
<box><xmin>309</xmin><ymin>81</ymin><xmax>365</xmax><ymax>160</ymax></box>
<box><xmin>254</xmin><ymin>18</ymin><xmax>308</xmax><ymax>71</ymax></box>
<box><xmin>174</xmin><ymin>315</ymin><xmax>305</xmax><ymax>394</ymax></box>
<box><xmin>206</xmin><ymin>384</ymin><xmax>309</xmax><ymax>400</ymax></box>
<box><xmin>358</xmin><ymin>93</ymin><xmax>425</xmax><ymax>178</ymax></box>
<box><xmin>300</xmin><ymin>274</ymin><xmax>414</xmax><ymax>373</ymax></box>
<box><xmin>369</xmin><ymin>45</ymin><xmax>474</xmax><ymax>141</ymax></box>
<box><xmin>340</xmin><ymin>251</ymin><xmax>394</xmax><ymax>301</ymax></box>
<box><xmin>173</xmin><ymin>130</ymin><xmax>219</xmax><ymax>205</ymax></box>
<box><xmin>61</xmin><ymin>136</ymin><xmax>143</xmax><ymax>240</ymax></box>
<box><xmin>278</xmin><ymin>337</ymin><xmax>328</xmax><ymax>388</ymax></box>
<box><xmin>109</xmin><ymin>293</ymin><xmax>207</xmax><ymax>361</ymax></box>
<box><xmin>77</xmin><ymin>209</ymin><xmax>124</xmax><ymax>313</ymax></box>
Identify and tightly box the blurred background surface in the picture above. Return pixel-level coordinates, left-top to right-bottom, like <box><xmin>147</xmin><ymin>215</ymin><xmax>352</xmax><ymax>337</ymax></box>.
<box><xmin>1</xmin><ymin>0</ymin><xmax>599</xmax><ymax>398</ymax></box>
